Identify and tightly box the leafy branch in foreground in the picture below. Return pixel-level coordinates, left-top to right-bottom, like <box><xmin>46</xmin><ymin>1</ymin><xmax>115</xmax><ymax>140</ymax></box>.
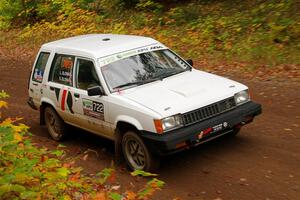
<box><xmin>0</xmin><ymin>90</ymin><xmax>9</xmax><ymax>118</ymax></box>
<box><xmin>0</xmin><ymin>92</ymin><xmax>164</xmax><ymax>199</ymax></box>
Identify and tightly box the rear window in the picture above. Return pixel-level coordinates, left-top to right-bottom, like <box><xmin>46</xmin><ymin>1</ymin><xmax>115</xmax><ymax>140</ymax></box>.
<box><xmin>32</xmin><ymin>52</ymin><xmax>50</xmax><ymax>82</ymax></box>
<box><xmin>49</xmin><ymin>54</ymin><xmax>75</xmax><ymax>86</ymax></box>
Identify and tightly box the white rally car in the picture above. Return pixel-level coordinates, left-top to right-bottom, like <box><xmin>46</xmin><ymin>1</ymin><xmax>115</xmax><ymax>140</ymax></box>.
<box><xmin>28</xmin><ymin>34</ymin><xmax>261</xmax><ymax>171</ymax></box>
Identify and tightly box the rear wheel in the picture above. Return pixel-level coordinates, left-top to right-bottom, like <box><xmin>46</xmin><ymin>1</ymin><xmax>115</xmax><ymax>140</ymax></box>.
<box><xmin>122</xmin><ymin>131</ymin><xmax>159</xmax><ymax>172</ymax></box>
<box><xmin>44</xmin><ymin>107</ymin><xmax>67</xmax><ymax>141</ymax></box>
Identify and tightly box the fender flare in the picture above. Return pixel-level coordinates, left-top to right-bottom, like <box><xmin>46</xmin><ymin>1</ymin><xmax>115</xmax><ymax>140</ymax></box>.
<box><xmin>114</xmin><ymin>115</ymin><xmax>143</xmax><ymax>131</ymax></box>
<box><xmin>39</xmin><ymin>97</ymin><xmax>58</xmax><ymax>125</ymax></box>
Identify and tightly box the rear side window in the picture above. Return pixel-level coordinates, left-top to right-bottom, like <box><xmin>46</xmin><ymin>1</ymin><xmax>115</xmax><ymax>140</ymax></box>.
<box><xmin>49</xmin><ymin>54</ymin><xmax>75</xmax><ymax>86</ymax></box>
<box><xmin>32</xmin><ymin>52</ymin><xmax>50</xmax><ymax>82</ymax></box>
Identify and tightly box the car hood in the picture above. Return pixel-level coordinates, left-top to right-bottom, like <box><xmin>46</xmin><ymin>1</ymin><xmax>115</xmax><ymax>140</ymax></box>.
<box><xmin>118</xmin><ymin>69</ymin><xmax>248</xmax><ymax>118</ymax></box>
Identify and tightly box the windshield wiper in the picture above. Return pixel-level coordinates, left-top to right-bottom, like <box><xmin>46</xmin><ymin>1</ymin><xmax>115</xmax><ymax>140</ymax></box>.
<box><xmin>157</xmin><ymin>69</ymin><xmax>185</xmax><ymax>80</ymax></box>
<box><xmin>113</xmin><ymin>81</ymin><xmax>143</xmax><ymax>90</ymax></box>
<box><xmin>143</xmin><ymin>77</ymin><xmax>162</xmax><ymax>83</ymax></box>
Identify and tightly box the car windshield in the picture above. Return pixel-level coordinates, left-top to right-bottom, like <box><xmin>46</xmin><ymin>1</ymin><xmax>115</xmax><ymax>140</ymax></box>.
<box><xmin>101</xmin><ymin>49</ymin><xmax>190</xmax><ymax>92</ymax></box>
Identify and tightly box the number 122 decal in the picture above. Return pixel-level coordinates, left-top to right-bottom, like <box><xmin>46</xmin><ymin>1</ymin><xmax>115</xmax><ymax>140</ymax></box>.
<box><xmin>93</xmin><ymin>102</ymin><xmax>103</xmax><ymax>113</ymax></box>
<box><xmin>82</xmin><ymin>99</ymin><xmax>104</xmax><ymax>120</ymax></box>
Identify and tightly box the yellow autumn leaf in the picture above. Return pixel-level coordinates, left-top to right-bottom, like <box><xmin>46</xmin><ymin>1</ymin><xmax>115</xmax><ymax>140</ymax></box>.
<box><xmin>13</xmin><ymin>117</ymin><xmax>24</xmax><ymax>122</ymax></box>
<box><xmin>0</xmin><ymin>118</ymin><xmax>13</xmax><ymax>126</ymax></box>
<box><xmin>13</xmin><ymin>125</ymin><xmax>24</xmax><ymax>133</ymax></box>
<box><xmin>63</xmin><ymin>195</ymin><xmax>71</xmax><ymax>200</ymax></box>
<box><xmin>94</xmin><ymin>192</ymin><xmax>107</xmax><ymax>200</ymax></box>
<box><xmin>0</xmin><ymin>100</ymin><xmax>8</xmax><ymax>108</ymax></box>
<box><xmin>125</xmin><ymin>191</ymin><xmax>137</xmax><ymax>200</ymax></box>
<box><xmin>14</xmin><ymin>132</ymin><xmax>23</xmax><ymax>142</ymax></box>
<box><xmin>12</xmin><ymin>123</ymin><xmax>29</xmax><ymax>133</ymax></box>
<box><xmin>15</xmin><ymin>173</ymin><xmax>31</xmax><ymax>184</ymax></box>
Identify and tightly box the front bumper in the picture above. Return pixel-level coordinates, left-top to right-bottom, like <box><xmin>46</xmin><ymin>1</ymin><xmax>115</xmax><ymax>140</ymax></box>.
<box><xmin>140</xmin><ymin>101</ymin><xmax>262</xmax><ymax>155</ymax></box>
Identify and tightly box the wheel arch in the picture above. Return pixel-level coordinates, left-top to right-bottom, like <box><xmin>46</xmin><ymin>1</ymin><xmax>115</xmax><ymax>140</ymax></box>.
<box><xmin>114</xmin><ymin>115</ymin><xmax>143</xmax><ymax>130</ymax></box>
<box><xmin>114</xmin><ymin>120</ymin><xmax>140</xmax><ymax>165</ymax></box>
<box><xmin>39</xmin><ymin>100</ymin><xmax>57</xmax><ymax>125</ymax></box>
<box><xmin>116</xmin><ymin>121</ymin><xmax>139</xmax><ymax>134</ymax></box>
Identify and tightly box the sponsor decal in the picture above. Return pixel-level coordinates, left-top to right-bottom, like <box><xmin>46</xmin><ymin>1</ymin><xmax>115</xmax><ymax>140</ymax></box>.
<box><xmin>66</xmin><ymin>91</ymin><xmax>74</xmax><ymax>114</ymax></box>
<box><xmin>58</xmin><ymin>69</ymin><xmax>72</xmax><ymax>84</ymax></box>
<box><xmin>150</xmin><ymin>45</ymin><xmax>163</xmax><ymax>50</ymax></box>
<box><xmin>137</xmin><ymin>47</ymin><xmax>149</xmax><ymax>53</ymax></box>
<box><xmin>61</xmin><ymin>89</ymin><xmax>68</xmax><ymax>111</ymax></box>
<box><xmin>62</xmin><ymin>58</ymin><xmax>73</xmax><ymax>68</ymax></box>
<box><xmin>198</xmin><ymin>122</ymin><xmax>228</xmax><ymax>139</ymax></box>
<box><xmin>33</xmin><ymin>69</ymin><xmax>43</xmax><ymax>81</ymax></box>
<box><xmin>54</xmin><ymin>88</ymin><xmax>60</xmax><ymax>101</ymax></box>
<box><xmin>82</xmin><ymin>99</ymin><xmax>104</xmax><ymax>120</ymax></box>
<box><xmin>58</xmin><ymin>57</ymin><xmax>73</xmax><ymax>85</ymax></box>
<box><xmin>100</xmin><ymin>56</ymin><xmax>117</xmax><ymax>66</ymax></box>
<box><xmin>98</xmin><ymin>44</ymin><xmax>167</xmax><ymax>67</ymax></box>
<box><xmin>54</xmin><ymin>88</ymin><xmax>73</xmax><ymax>114</ymax></box>
<box><xmin>212</xmin><ymin>123</ymin><xmax>223</xmax><ymax>132</ymax></box>
<box><xmin>198</xmin><ymin>127</ymin><xmax>213</xmax><ymax>139</ymax></box>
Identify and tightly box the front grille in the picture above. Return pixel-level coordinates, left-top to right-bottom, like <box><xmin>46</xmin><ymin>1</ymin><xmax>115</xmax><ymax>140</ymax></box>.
<box><xmin>182</xmin><ymin>97</ymin><xmax>236</xmax><ymax>126</ymax></box>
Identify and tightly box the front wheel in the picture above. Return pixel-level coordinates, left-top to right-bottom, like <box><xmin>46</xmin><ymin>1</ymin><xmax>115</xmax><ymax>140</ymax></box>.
<box><xmin>122</xmin><ymin>131</ymin><xmax>159</xmax><ymax>172</ymax></box>
<box><xmin>44</xmin><ymin>106</ymin><xmax>67</xmax><ymax>141</ymax></box>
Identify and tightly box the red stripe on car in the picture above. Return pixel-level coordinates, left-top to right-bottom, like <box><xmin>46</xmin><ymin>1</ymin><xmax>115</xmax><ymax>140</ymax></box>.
<box><xmin>61</xmin><ymin>90</ymin><xmax>67</xmax><ymax>111</ymax></box>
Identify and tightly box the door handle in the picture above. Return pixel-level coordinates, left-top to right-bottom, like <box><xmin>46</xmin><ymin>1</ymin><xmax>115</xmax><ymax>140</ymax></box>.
<box><xmin>50</xmin><ymin>86</ymin><xmax>55</xmax><ymax>91</ymax></box>
<box><xmin>32</xmin><ymin>83</ymin><xmax>38</xmax><ymax>86</ymax></box>
<box><xmin>74</xmin><ymin>93</ymin><xmax>80</xmax><ymax>98</ymax></box>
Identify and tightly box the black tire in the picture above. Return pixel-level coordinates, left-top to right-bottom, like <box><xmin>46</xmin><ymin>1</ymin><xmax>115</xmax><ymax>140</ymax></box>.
<box><xmin>122</xmin><ymin>131</ymin><xmax>159</xmax><ymax>172</ymax></box>
<box><xmin>44</xmin><ymin>106</ymin><xmax>67</xmax><ymax>141</ymax></box>
<box><xmin>227</xmin><ymin>127</ymin><xmax>241</xmax><ymax>137</ymax></box>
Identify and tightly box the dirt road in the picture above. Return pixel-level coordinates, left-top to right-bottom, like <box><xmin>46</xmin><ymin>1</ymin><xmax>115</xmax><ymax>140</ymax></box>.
<box><xmin>0</xmin><ymin>53</ymin><xmax>299</xmax><ymax>200</ymax></box>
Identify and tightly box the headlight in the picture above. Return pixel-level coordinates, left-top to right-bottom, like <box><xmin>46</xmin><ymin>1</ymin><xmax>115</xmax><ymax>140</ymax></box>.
<box><xmin>234</xmin><ymin>90</ymin><xmax>250</xmax><ymax>105</ymax></box>
<box><xmin>154</xmin><ymin>114</ymin><xmax>183</xmax><ymax>134</ymax></box>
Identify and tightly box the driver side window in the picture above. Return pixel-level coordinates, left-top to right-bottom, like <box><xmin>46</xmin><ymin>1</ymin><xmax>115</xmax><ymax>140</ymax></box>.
<box><xmin>76</xmin><ymin>59</ymin><xmax>100</xmax><ymax>90</ymax></box>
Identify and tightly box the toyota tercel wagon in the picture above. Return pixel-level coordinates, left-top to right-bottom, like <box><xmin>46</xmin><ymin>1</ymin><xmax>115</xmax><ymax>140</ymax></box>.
<box><xmin>28</xmin><ymin>34</ymin><xmax>262</xmax><ymax>171</ymax></box>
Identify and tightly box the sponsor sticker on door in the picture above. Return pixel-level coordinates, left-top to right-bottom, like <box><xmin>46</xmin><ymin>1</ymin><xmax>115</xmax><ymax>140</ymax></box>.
<box><xmin>82</xmin><ymin>99</ymin><xmax>104</xmax><ymax>120</ymax></box>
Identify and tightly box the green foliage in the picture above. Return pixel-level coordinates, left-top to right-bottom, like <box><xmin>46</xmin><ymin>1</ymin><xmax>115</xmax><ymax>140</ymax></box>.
<box><xmin>0</xmin><ymin>91</ymin><xmax>9</xmax><ymax>118</ymax></box>
<box><xmin>167</xmin><ymin>3</ymin><xmax>200</xmax><ymax>24</ymax></box>
<box><xmin>137</xmin><ymin>178</ymin><xmax>165</xmax><ymax>199</ymax></box>
<box><xmin>0</xmin><ymin>90</ymin><xmax>9</xmax><ymax>98</ymax></box>
<box><xmin>0</xmin><ymin>0</ymin><xmax>23</xmax><ymax>20</ymax></box>
<box><xmin>135</xmin><ymin>0</ymin><xmax>163</xmax><ymax>12</ymax></box>
<box><xmin>131</xmin><ymin>170</ymin><xmax>158</xmax><ymax>177</ymax></box>
<box><xmin>0</xmin><ymin>117</ymin><xmax>86</xmax><ymax>199</ymax></box>
<box><xmin>97</xmin><ymin>168</ymin><xmax>115</xmax><ymax>184</ymax></box>
<box><xmin>109</xmin><ymin>192</ymin><xmax>122</xmax><ymax>200</ymax></box>
<box><xmin>1</xmin><ymin>0</ymin><xmax>300</xmax><ymax>67</ymax></box>
<box><xmin>0</xmin><ymin>92</ymin><xmax>165</xmax><ymax>199</ymax></box>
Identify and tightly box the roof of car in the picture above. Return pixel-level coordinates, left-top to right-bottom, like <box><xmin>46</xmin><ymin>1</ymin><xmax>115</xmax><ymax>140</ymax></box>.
<box><xmin>41</xmin><ymin>34</ymin><xmax>161</xmax><ymax>59</ymax></box>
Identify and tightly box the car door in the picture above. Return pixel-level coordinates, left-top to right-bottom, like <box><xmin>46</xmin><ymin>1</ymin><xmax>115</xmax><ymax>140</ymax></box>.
<box><xmin>71</xmin><ymin>57</ymin><xmax>114</xmax><ymax>140</ymax></box>
<box><xmin>46</xmin><ymin>54</ymin><xmax>75</xmax><ymax>122</ymax></box>
<box><xmin>29</xmin><ymin>51</ymin><xmax>51</xmax><ymax>106</ymax></box>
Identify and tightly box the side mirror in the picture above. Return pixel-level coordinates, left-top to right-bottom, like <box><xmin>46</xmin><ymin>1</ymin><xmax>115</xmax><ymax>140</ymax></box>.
<box><xmin>87</xmin><ymin>86</ymin><xmax>105</xmax><ymax>96</ymax></box>
<box><xmin>186</xmin><ymin>59</ymin><xmax>193</xmax><ymax>66</ymax></box>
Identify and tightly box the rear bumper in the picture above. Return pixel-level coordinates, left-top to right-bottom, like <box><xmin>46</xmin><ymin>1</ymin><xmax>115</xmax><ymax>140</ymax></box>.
<box><xmin>140</xmin><ymin>101</ymin><xmax>262</xmax><ymax>155</ymax></box>
<box><xmin>27</xmin><ymin>97</ymin><xmax>38</xmax><ymax>110</ymax></box>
